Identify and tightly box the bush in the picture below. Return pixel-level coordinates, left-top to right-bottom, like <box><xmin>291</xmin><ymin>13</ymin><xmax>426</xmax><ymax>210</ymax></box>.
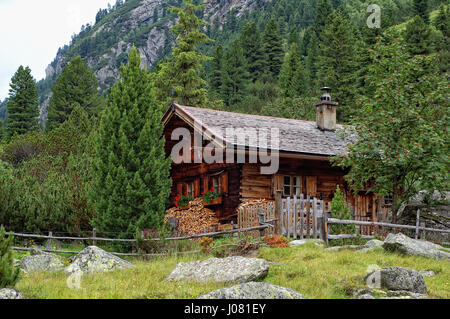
<box><xmin>330</xmin><ymin>186</ymin><xmax>357</xmax><ymax>246</ymax></box>
<box><xmin>0</xmin><ymin>226</ymin><xmax>20</xmax><ymax>288</ymax></box>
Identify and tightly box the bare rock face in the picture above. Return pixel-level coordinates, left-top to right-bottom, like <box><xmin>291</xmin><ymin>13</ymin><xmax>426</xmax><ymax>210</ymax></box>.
<box><xmin>0</xmin><ymin>288</ymin><xmax>24</xmax><ymax>299</ymax></box>
<box><xmin>167</xmin><ymin>256</ymin><xmax>269</xmax><ymax>284</ymax></box>
<box><xmin>64</xmin><ymin>246</ymin><xmax>135</xmax><ymax>275</ymax></box>
<box><xmin>383</xmin><ymin>233</ymin><xmax>450</xmax><ymax>260</ymax></box>
<box><xmin>198</xmin><ymin>282</ymin><xmax>305</xmax><ymax>299</ymax></box>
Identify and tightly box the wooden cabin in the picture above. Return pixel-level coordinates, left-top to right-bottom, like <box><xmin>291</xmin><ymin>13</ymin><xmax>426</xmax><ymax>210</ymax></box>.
<box><xmin>162</xmin><ymin>89</ymin><xmax>380</xmax><ymax>225</ymax></box>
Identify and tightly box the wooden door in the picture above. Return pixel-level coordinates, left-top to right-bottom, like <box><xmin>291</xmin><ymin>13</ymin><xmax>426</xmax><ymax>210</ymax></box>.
<box><xmin>306</xmin><ymin>176</ymin><xmax>317</xmax><ymax>197</ymax></box>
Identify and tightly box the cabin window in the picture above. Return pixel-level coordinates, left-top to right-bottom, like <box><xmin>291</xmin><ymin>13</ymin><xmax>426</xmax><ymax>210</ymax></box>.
<box><xmin>186</xmin><ymin>182</ymin><xmax>195</xmax><ymax>197</ymax></box>
<box><xmin>282</xmin><ymin>175</ymin><xmax>303</xmax><ymax>197</ymax></box>
<box><xmin>210</xmin><ymin>176</ymin><xmax>222</xmax><ymax>193</ymax></box>
<box><xmin>283</xmin><ymin>176</ymin><xmax>292</xmax><ymax>196</ymax></box>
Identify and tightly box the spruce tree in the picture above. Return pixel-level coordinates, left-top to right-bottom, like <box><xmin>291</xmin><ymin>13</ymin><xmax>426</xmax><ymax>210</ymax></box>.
<box><xmin>154</xmin><ymin>0</ymin><xmax>213</xmax><ymax>107</ymax></box>
<box><xmin>240</xmin><ymin>22</ymin><xmax>265</xmax><ymax>82</ymax></box>
<box><xmin>210</xmin><ymin>45</ymin><xmax>224</xmax><ymax>98</ymax></box>
<box><xmin>433</xmin><ymin>4</ymin><xmax>450</xmax><ymax>72</ymax></box>
<box><xmin>413</xmin><ymin>0</ymin><xmax>429</xmax><ymax>24</ymax></box>
<box><xmin>47</xmin><ymin>56</ymin><xmax>102</xmax><ymax>130</ymax></box>
<box><xmin>279</xmin><ymin>43</ymin><xmax>309</xmax><ymax>97</ymax></box>
<box><xmin>0</xmin><ymin>120</ymin><xmax>5</xmax><ymax>142</ymax></box>
<box><xmin>90</xmin><ymin>47</ymin><xmax>172</xmax><ymax>240</ymax></box>
<box><xmin>313</xmin><ymin>0</ymin><xmax>333</xmax><ymax>41</ymax></box>
<box><xmin>317</xmin><ymin>9</ymin><xmax>359</xmax><ymax>122</ymax></box>
<box><xmin>6</xmin><ymin>66</ymin><xmax>40</xmax><ymax>137</ymax></box>
<box><xmin>263</xmin><ymin>19</ymin><xmax>284</xmax><ymax>80</ymax></box>
<box><xmin>0</xmin><ymin>226</ymin><xmax>20</xmax><ymax>288</ymax></box>
<box><xmin>221</xmin><ymin>41</ymin><xmax>251</xmax><ymax>108</ymax></box>
<box><xmin>404</xmin><ymin>15</ymin><xmax>434</xmax><ymax>56</ymax></box>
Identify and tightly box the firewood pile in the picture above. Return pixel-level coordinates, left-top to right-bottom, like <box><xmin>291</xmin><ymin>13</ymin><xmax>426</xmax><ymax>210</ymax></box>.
<box><xmin>237</xmin><ymin>199</ymin><xmax>270</xmax><ymax>210</ymax></box>
<box><xmin>165</xmin><ymin>198</ymin><xmax>219</xmax><ymax>236</ymax></box>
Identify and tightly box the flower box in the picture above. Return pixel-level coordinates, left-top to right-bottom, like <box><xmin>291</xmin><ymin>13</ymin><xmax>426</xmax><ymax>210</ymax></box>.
<box><xmin>203</xmin><ymin>197</ymin><xmax>222</xmax><ymax>206</ymax></box>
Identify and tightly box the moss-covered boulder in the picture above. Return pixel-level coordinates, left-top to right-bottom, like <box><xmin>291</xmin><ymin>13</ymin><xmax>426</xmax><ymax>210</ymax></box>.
<box><xmin>64</xmin><ymin>246</ymin><xmax>135</xmax><ymax>275</ymax></box>
<box><xmin>198</xmin><ymin>282</ymin><xmax>305</xmax><ymax>299</ymax></box>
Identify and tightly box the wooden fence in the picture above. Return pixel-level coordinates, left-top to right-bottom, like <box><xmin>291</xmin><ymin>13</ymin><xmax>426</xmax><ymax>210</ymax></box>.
<box><xmin>237</xmin><ymin>201</ymin><xmax>276</xmax><ymax>238</ymax></box>
<box><xmin>6</xmin><ymin>224</ymin><xmax>273</xmax><ymax>257</ymax></box>
<box><xmin>281</xmin><ymin>195</ymin><xmax>328</xmax><ymax>240</ymax></box>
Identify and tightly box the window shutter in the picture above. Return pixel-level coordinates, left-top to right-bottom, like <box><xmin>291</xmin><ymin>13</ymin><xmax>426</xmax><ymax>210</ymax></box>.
<box><xmin>177</xmin><ymin>183</ymin><xmax>183</xmax><ymax>196</ymax></box>
<box><xmin>306</xmin><ymin>176</ymin><xmax>317</xmax><ymax>197</ymax></box>
<box><xmin>194</xmin><ymin>179</ymin><xmax>200</xmax><ymax>197</ymax></box>
<box><xmin>221</xmin><ymin>172</ymin><xmax>229</xmax><ymax>194</ymax></box>
<box><xmin>273</xmin><ymin>175</ymin><xmax>283</xmax><ymax>193</ymax></box>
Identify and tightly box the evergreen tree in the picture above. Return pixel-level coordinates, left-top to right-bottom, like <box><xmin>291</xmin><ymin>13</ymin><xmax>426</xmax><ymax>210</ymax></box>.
<box><xmin>47</xmin><ymin>56</ymin><xmax>102</xmax><ymax>130</ymax></box>
<box><xmin>0</xmin><ymin>226</ymin><xmax>20</xmax><ymax>288</ymax></box>
<box><xmin>330</xmin><ymin>185</ymin><xmax>356</xmax><ymax>245</ymax></box>
<box><xmin>240</xmin><ymin>22</ymin><xmax>265</xmax><ymax>82</ymax></box>
<box><xmin>317</xmin><ymin>9</ymin><xmax>359</xmax><ymax>122</ymax></box>
<box><xmin>210</xmin><ymin>45</ymin><xmax>224</xmax><ymax>97</ymax></box>
<box><xmin>279</xmin><ymin>43</ymin><xmax>309</xmax><ymax>97</ymax></box>
<box><xmin>413</xmin><ymin>0</ymin><xmax>429</xmax><ymax>24</ymax></box>
<box><xmin>154</xmin><ymin>0</ymin><xmax>213</xmax><ymax>107</ymax></box>
<box><xmin>313</xmin><ymin>0</ymin><xmax>333</xmax><ymax>41</ymax></box>
<box><xmin>433</xmin><ymin>4</ymin><xmax>450</xmax><ymax>72</ymax></box>
<box><xmin>0</xmin><ymin>120</ymin><xmax>5</xmax><ymax>142</ymax></box>
<box><xmin>221</xmin><ymin>41</ymin><xmax>251</xmax><ymax>108</ymax></box>
<box><xmin>404</xmin><ymin>15</ymin><xmax>434</xmax><ymax>55</ymax></box>
<box><xmin>90</xmin><ymin>47</ymin><xmax>172</xmax><ymax>240</ymax></box>
<box><xmin>6</xmin><ymin>66</ymin><xmax>40</xmax><ymax>137</ymax></box>
<box><xmin>263</xmin><ymin>19</ymin><xmax>284</xmax><ymax>80</ymax></box>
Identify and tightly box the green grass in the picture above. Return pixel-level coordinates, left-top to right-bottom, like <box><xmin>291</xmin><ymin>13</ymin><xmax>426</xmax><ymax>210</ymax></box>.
<box><xmin>14</xmin><ymin>243</ymin><xmax>450</xmax><ymax>299</ymax></box>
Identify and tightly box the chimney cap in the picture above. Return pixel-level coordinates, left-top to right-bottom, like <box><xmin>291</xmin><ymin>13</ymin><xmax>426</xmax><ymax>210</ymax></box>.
<box><xmin>321</xmin><ymin>87</ymin><xmax>332</xmax><ymax>92</ymax></box>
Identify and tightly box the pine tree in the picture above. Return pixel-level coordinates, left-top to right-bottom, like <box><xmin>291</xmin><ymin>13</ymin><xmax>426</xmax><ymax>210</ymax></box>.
<box><xmin>154</xmin><ymin>0</ymin><xmax>213</xmax><ymax>107</ymax></box>
<box><xmin>263</xmin><ymin>19</ymin><xmax>284</xmax><ymax>80</ymax></box>
<box><xmin>221</xmin><ymin>41</ymin><xmax>251</xmax><ymax>108</ymax></box>
<box><xmin>329</xmin><ymin>186</ymin><xmax>356</xmax><ymax>245</ymax></box>
<box><xmin>279</xmin><ymin>43</ymin><xmax>308</xmax><ymax>97</ymax></box>
<box><xmin>404</xmin><ymin>15</ymin><xmax>434</xmax><ymax>56</ymax></box>
<box><xmin>0</xmin><ymin>120</ymin><xmax>5</xmax><ymax>142</ymax></box>
<box><xmin>210</xmin><ymin>45</ymin><xmax>224</xmax><ymax>98</ymax></box>
<box><xmin>433</xmin><ymin>4</ymin><xmax>449</xmax><ymax>72</ymax></box>
<box><xmin>6</xmin><ymin>66</ymin><xmax>40</xmax><ymax>137</ymax></box>
<box><xmin>47</xmin><ymin>56</ymin><xmax>102</xmax><ymax>131</ymax></box>
<box><xmin>0</xmin><ymin>226</ymin><xmax>20</xmax><ymax>288</ymax></box>
<box><xmin>313</xmin><ymin>0</ymin><xmax>333</xmax><ymax>41</ymax></box>
<box><xmin>317</xmin><ymin>9</ymin><xmax>359</xmax><ymax>122</ymax></box>
<box><xmin>90</xmin><ymin>47</ymin><xmax>172</xmax><ymax>240</ymax></box>
<box><xmin>413</xmin><ymin>0</ymin><xmax>429</xmax><ymax>24</ymax></box>
<box><xmin>240</xmin><ymin>22</ymin><xmax>265</xmax><ymax>82</ymax></box>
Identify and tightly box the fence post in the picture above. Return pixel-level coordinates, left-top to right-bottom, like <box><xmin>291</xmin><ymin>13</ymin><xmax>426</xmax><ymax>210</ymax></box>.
<box><xmin>420</xmin><ymin>221</ymin><xmax>426</xmax><ymax>240</ymax></box>
<box><xmin>93</xmin><ymin>228</ymin><xmax>97</xmax><ymax>246</ymax></box>
<box><xmin>274</xmin><ymin>190</ymin><xmax>282</xmax><ymax>235</ymax></box>
<box><xmin>415</xmin><ymin>209</ymin><xmax>420</xmax><ymax>240</ymax></box>
<box><xmin>258</xmin><ymin>208</ymin><xmax>265</xmax><ymax>238</ymax></box>
<box><xmin>46</xmin><ymin>231</ymin><xmax>53</xmax><ymax>250</ymax></box>
<box><xmin>306</xmin><ymin>195</ymin><xmax>311</xmax><ymax>239</ymax></box>
<box><xmin>322</xmin><ymin>213</ymin><xmax>329</xmax><ymax>245</ymax></box>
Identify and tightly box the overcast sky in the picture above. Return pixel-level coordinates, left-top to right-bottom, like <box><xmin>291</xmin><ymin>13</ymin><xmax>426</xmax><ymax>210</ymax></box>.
<box><xmin>0</xmin><ymin>0</ymin><xmax>112</xmax><ymax>101</ymax></box>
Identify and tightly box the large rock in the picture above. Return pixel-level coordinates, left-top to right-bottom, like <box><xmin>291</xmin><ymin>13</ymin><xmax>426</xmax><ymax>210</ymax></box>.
<box><xmin>198</xmin><ymin>282</ymin><xmax>305</xmax><ymax>299</ymax></box>
<box><xmin>367</xmin><ymin>267</ymin><xmax>427</xmax><ymax>295</ymax></box>
<box><xmin>64</xmin><ymin>246</ymin><xmax>135</xmax><ymax>275</ymax></box>
<box><xmin>290</xmin><ymin>239</ymin><xmax>325</xmax><ymax>247</ymax></box>
<box><xmin>0</xmin><ymin>288</ymin><xmax>24</xmax><ymax>299</ymax></box>
<box><xmin>383</xmin><ymin>233</ymin><xmax>450</xmax><ymax>259</ymax></box>
<box><xmin>20</xmin><ymin>251</ymin><xmax>64</xmax><ymax>273</ymax></box>
<box><xmin>167</xmin><ymin>256</ymin><xmax>269</xmax><ymax>284</ymax></box>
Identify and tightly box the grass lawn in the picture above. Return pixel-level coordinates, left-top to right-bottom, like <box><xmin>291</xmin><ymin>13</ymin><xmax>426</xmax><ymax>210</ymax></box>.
<box><xmin>14</xmin><ymin>242</ymin><xmax>450</xmax><ymax>299</ymax></box>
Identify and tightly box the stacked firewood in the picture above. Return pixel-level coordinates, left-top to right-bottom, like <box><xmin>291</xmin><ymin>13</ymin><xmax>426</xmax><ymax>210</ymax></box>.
<box><xmin>165</xmin><ymin>198</ymin><xmax>219</xmax><ymax>236</ymax></box>
<box><xmin>237</xmin><ymin>199</ymin><xmax>269</xmax><ymax>210</ymax></box>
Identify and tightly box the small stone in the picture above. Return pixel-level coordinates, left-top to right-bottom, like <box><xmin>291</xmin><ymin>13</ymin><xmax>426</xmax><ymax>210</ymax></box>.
<box><xmin>0</xmin><ymin>288</ymin><xmax>23</xmax><ymax>299</ymax></box>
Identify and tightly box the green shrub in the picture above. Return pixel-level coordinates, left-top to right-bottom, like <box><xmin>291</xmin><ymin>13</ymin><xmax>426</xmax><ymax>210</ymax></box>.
<box><xmin>0</xmin><ymin>226</ymin><xmax>20</xmax><ymax>288</ymax></box>
<box><xmin>330</xmin><ymin>186</ymin><xmax>357</xmax><ymax>246</ymax></box>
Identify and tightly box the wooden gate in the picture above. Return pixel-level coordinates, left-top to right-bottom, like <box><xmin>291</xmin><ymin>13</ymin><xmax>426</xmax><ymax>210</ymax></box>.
<box><xmin>281</xmin><ymin>195</ymin><xmax>327</xmax><ymax>240</ymax></box>
<box><xmin>237</xmin><ymin>201</ymin><xmax>276</xmax><ymax>237</ymax></box>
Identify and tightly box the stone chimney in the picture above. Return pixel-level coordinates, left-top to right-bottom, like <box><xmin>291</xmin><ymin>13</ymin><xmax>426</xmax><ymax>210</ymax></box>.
<box><xmin>316</xmin><ymin>87</ymin><xmax>338</xmax><ymax>131</ymax></box>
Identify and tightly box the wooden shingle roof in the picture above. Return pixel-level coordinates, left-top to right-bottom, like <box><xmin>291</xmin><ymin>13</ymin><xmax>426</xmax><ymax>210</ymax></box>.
<box><xmin>164</xmin><ymin>103</ymin><xmax>351</xmax><ymax>157</ymax></box>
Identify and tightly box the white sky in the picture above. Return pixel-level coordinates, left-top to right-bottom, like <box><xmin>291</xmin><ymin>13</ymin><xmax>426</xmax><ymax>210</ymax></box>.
<box><xmin>0</xmin><ymin>0</ymin><xmax>113</xmax><ymax>101</ymax></box>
